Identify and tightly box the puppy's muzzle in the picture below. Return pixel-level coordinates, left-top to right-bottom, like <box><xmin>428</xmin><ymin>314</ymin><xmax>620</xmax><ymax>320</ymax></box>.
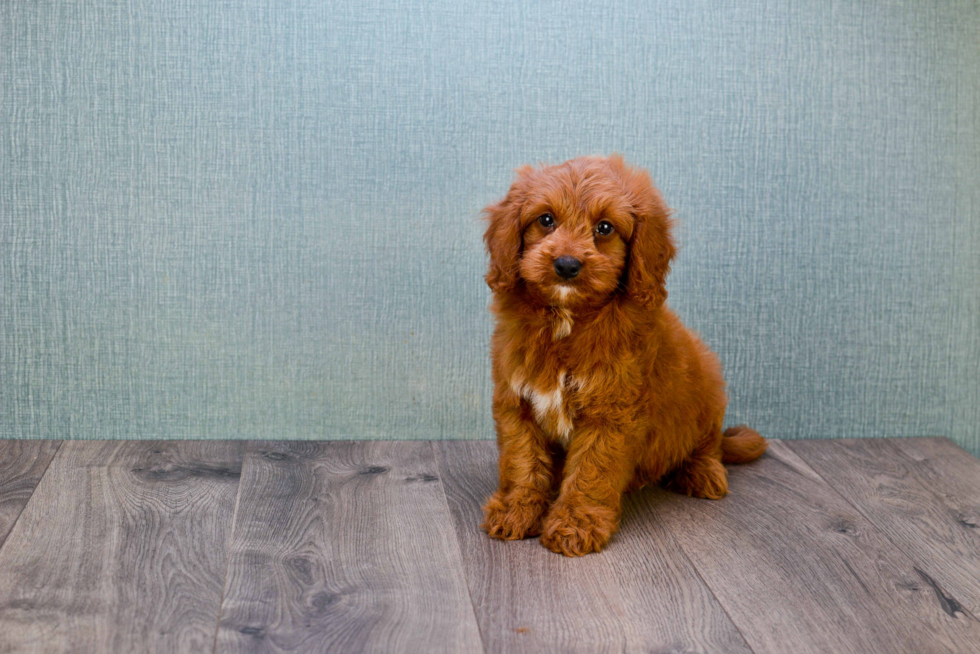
<box><xmin>554</xmin><ymin>256</ymin><xmax>582</xmax><ymax>279</ymax></box>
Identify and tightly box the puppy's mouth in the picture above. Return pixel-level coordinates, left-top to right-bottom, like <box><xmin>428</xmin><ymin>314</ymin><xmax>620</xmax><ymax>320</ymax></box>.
<box><xmin>550</xmin><ymin>283</ymin><xmax>578</xmax><ymax>303</ymax></box>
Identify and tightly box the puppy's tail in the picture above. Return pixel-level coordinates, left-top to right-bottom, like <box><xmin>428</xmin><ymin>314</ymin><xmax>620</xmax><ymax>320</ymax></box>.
<box><xmin>721</xmin><ymin>425</ymin><xmax>768</xmax><ymax>464</ymax></box>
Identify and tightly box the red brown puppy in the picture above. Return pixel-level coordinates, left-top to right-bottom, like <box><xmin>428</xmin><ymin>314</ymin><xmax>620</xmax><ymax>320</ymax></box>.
<box><xmin>481</xmin><ymin>155</ymin><xmax>767</xmax><ymax>557</ymax></box>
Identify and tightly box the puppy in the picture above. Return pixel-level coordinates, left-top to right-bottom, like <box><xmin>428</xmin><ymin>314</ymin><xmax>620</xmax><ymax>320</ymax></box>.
<box><xmin>480</xmin><ymin>155</ymin><xmax>767</xmax><ymax>557</ymax></box>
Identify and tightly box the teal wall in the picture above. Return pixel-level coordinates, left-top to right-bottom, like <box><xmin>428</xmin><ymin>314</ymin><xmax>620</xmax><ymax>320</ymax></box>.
<box><xmin>2</xmin><ymin>1</ymin><xmax>978</xmax><ymax>453</ymax></box>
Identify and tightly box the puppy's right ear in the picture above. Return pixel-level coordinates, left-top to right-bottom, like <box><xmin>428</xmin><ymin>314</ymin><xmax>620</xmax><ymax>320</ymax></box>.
<box><xmin>483</xmin><ymin>166</ymin><xmax>532</xmax><ymax>293</ymax></box>
<box><xmin>609</xmin><ymin>156</ymin><xmax>676</xmax><ymax>309</ymax></box>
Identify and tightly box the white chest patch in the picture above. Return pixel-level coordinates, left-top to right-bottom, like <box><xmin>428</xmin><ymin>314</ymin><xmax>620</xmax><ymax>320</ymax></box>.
<box><xmin>551</xmin><ymin>306</ymin><xmax>574</xmax><ymax>340</ymax></box>
<box><xmin>511</xmin><ymin>372</ymin><xmax>575</xmax><ymax>446</ymax></box>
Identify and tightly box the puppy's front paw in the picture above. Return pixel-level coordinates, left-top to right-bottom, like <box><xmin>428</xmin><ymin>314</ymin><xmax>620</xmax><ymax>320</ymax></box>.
<box><xmin>540</xmin><ymin>501</ymin><xmax>616</xmax><ymax>556</ymax></box>
<box><xmin>481</xmin><ymin>491</ymin><xmax>549</xmax><ymax>540</ymax></box>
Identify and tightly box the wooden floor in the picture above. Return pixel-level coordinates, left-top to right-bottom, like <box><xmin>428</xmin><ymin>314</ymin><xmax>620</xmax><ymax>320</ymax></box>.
<box><xmin>0</xmin><ymin>439</ymin><xmax>978</xmax><ymax>653</ymax></box>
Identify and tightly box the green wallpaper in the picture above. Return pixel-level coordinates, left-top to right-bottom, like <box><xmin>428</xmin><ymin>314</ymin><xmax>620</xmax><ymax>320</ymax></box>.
<box><xmin>1</xmin><ymin>0</ymin><xmax>978</xmax><ymax>453</ymax></box>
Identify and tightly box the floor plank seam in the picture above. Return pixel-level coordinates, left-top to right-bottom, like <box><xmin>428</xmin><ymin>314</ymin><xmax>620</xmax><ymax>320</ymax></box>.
<box><xmin>650</xmin><ymin>493</ymin><xmax>759</xmax><ymax>654</ymax></box>
<box><xmin>209</xmin><ymin>442</ymin><xmax>248</xmax><ymax>654</ymax></box>
<box><xmin>429</xmin><ymin>441</ymin><xmax>490</xmax><ymax>654</ymax></box>
<box><xmin>0</xmin><ymin>440</ymin><xmax>63</xmax><ymax>555</ymax></box>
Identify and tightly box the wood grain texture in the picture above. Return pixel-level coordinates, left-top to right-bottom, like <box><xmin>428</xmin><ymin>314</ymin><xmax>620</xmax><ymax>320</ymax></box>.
<box><xmin>0</xmin><ymin>440</ymin><xmax>61</xmax><ymax>548</ymax></box>
<box><xmin>654</xmin><ymin>439</ymin><xmax>980</xmax><ymax>654</ymax></box>
<box><xmin>787</xmin><ymin>438</ymin><xmax>980</xmax><ymax>618</ymax></box>
<box><xmin>887</xmin><ymin>438</ymin><xmax>980</xmax><ymax>532</ymax></box>
<box><xmin>214</xmin><ymin>441</ymin><xmax>483</xmax><ymax>654</ymax></box>
<box><xmin>0</xmin><ymin>440</ymin><xmax>244</xmax><ymax>654</ymax></box>
<box><xmin>434</xmin><ymin>440</ymin><xmax>752</xmax><ymax>654</ymax></box>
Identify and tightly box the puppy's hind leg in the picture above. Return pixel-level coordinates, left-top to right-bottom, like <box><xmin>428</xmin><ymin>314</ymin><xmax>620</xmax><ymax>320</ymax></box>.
<box><xmin>663</xmin><ymin>425</ymin><xmax>729</xmax><ymax>500</ymax></box>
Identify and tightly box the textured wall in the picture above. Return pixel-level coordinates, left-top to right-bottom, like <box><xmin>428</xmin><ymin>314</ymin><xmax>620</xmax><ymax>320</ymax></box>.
<box><xmin>1</xmin><ymin>1</ymin><xmax>978</xmax><ymax>452</ymax></box>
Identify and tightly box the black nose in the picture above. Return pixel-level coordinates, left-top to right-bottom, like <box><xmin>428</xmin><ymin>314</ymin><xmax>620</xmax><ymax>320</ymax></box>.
<box><xmin>554</xmin><ymin>256</ymin><xmax>582</xmax><ymax>279</ymax></box>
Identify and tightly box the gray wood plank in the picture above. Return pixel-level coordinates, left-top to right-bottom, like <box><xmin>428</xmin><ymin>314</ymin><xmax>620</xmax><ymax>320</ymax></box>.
<box><xmin>0</xmin><ymin>440</ymin><xmax>244</xmax><ymax>654</ymax></box>
<box><xmin>214</xmin><ymin>441</ymin><xmax>483</xmax><ymax>654</ymax></box>
<box><xmin>887</xmin><ymin>438</ymin><xmax>980</xmax><ymax>530</ymax></box>
<box><xmin>0</xmin><ymin>440</ymin><xmax>61</xmax><ymax>548</ymax></box>
<box><xmin>653</xmin><ymin>439</ymin><xmax>980</xmax><ymax>654</ymax></box>
<box><xmin>433</xmin><ymin>440</ymin><xmax>753</xmax><ymax>654</ymax></box>
<box><xmin>787</xmin><ymin>438</ymin><xmax>980</xmax><ymax>618</ymax></box>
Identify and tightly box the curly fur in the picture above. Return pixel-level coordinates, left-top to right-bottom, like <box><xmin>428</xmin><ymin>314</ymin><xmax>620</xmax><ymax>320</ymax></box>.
<box><xmin>480</xmin><ymin>155</ymin><xmax>767</xmax><ymax>556</ymax></box>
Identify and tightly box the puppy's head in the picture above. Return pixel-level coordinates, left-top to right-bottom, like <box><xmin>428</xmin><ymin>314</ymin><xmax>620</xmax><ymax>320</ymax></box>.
<box><xmin>483</xmin><ymin>155</ymin><xmax>675</xmax><ymax>310</ymax></box>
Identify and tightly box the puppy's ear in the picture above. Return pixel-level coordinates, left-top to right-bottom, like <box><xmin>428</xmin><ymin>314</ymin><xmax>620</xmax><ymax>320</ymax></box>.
<box><xmin>483</xmin><ymin>166</ymin><xmax>533</xmax><ymax>293</ymax></box>
<box><xmin>613</xmin><ymin>157</ymin><xmax>676</xmax><ymax>308</ymax></box>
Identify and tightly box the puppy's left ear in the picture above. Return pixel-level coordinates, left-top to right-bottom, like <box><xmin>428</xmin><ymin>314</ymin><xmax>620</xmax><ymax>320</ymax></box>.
<box><xmin>613</xmin><ymin>157</ymin><xmax>676</xmax><ymax>308</ymax></box>
<box><xmin>483</xmin><ymin>166</ymin><xmax>533</xmax><ymax>293</ymax></box>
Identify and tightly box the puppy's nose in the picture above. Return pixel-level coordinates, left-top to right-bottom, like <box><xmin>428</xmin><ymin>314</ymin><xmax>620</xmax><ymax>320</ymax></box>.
<box><xmin>554</xmin><ymin>255</ymin><xmax>582</xmax><ymax>279</ymax></box>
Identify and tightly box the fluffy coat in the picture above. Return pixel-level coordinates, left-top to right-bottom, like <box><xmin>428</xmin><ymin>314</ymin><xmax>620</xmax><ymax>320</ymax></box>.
<box><xmin>481</xmin><ymin>155</ymin><xmax>767</xmax><ymax>557</ymax></box>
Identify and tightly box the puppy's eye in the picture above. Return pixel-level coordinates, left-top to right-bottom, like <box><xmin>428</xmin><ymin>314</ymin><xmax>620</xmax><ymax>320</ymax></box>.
<box><xmin>538</xmin><ymin>213</ymin><xmax>555</xmax><ymax>228</ymax></box>
<box><xmin>595</xmin><ymin>221</ymin><xmax>614</xmax><ymax>236</ymax></box>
